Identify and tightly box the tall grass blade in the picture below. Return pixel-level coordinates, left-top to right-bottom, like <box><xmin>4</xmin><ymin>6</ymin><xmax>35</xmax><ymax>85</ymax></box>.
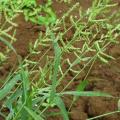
<box><xmin>60</xmin><ymin>91</ymin><xmax>112</xmax><ymax>97</ymax></box>
<box><xmin>20</xmin><ymin>66</ymin><xmax>32</xmax><ymax>120</ymax></box>
<box><xmin>54</xmin><ymin>96</ymin><xmax>69</xmax><ymax>120</ymax></box>
<box><xmin>50</xmin><ymin>32</ymin><xmax>62</xmax><ymax>101</ymax></box>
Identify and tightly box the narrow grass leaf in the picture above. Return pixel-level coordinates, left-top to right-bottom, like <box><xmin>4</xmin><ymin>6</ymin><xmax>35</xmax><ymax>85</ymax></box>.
<box><xmin>98</xmin><ymin>54</ymin><xmax>108</xmax><ymax>63</ymax></box>
<box><xmin>69</xmin><ymin>80</ymin><xmax>89</xmax><ymax>110</ymax></box>
<box><xmin>0</xmin><ymin>36</ymin><xmax>16</xmax><ymax>53</ymax></box>
<box><xmin>76</xmin><ymin>80</ymin><xmax>89</xmax><ymax>92</ymax></box>
<box><xmin>54</xmin><ymin>96</ymin><xmax>69</xmax><ymax>120</ymax></box>
<box><xmin>60</xmin><ymin>91</ymin><xmax>112</xmax><ymax>97</ymax></box>
<box><xmin>100</xmin><ymin>52</ymin><xmax>115</xmax><ymax>60</ymax></box>
<box><xmin>87</xmin><ymin>110</ymin><xmax>120</xmax><ymax>120</ymax></box>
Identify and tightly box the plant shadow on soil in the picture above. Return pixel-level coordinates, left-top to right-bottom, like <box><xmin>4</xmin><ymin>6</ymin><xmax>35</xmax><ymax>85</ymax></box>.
<box><xmin>1</xmin><ymin>0</ymin><xmax>120</xmax><ymax>120</ymax></box>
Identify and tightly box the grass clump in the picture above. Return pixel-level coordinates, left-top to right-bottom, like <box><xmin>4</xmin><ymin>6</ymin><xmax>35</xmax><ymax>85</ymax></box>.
<box><xmin>0</xmin><ymin>0</ymin><xmax>120</xmax><ymax>120</ymax></box>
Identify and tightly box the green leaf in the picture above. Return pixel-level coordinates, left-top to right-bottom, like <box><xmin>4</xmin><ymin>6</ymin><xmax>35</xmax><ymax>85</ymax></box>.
<box><xmin>54</xmin><ymin>96</ymin><xmax>69</xmax><ymax>120</ymax></box>
<box><xmin>0</xmin><ymin>74</ymin><xmax>21</xmax><ymax>100</ymax></box>
<box><xmin>50</xmin><ymin>32</ymin><xmax>62</xmax><ymax>101</ymax></box>
<box><xmin>76</xmin><ymin>80</ymin><xmax>89</xmax><ymax>92</ymax></box>
<box><xmin>24</xmin><ymin>106</ymin><xmax>44</xmax><ymax>120</ymax></box>
<box><xmin>5</xmin><ymin>89</ymin><xmax>22</xmax><ymax>109</ymax></box>
<box><xmin>94</xmin><ymin>41</ymin><xmax>101</xmax><ymax>52</ymax></box>
<box><xmin>60</xmin><ymin>91</ymin><xmax>112</xmax><ymax>97</ymax></box>
<box><xmin>20</xmin><ymin>68</ymin><xmax>30</xmax><ymax>102</ymax></box>
<box><xmin>20</xmin><ymin>66</ymin><xmax>32</xmax><ymax>120</ymax></box>
<box><xmin>0</xmin><ymin>37</ymin><xmax>16</xmax><ymax>53</ymax></box>
<box><xmin>70</xmin><ymin>80</ymin><xmax>89</xmax><ymax>110</ymax></box>
<box><xmin>23</xmin><ymin>0</ymin><xmax>36</xmax><ymax>7</ymax></box>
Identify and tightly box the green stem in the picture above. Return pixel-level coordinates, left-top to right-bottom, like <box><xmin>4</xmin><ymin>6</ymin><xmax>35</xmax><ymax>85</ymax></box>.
<box><xmin>87</xmin><ymin>110</ymin><xmax>120</xmax><ymax>120</ymax></box>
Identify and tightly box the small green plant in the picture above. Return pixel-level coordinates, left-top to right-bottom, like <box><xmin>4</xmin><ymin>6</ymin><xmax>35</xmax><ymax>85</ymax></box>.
<box><xmin>23</xmin><ymin>0</ymin><xmax>56</xmax><ymax>25</ymax></box>
<box><xmin>0</xmin><ymin>0</ymin><xmax>56</xmax><ymax>26</ymax></box>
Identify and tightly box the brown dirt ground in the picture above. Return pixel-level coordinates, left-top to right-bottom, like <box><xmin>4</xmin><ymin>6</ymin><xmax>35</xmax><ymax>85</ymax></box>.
<box><xmin>1</xmin><ymin>0</ymin><xmax>120</xmax><ymax>120</ymax></box>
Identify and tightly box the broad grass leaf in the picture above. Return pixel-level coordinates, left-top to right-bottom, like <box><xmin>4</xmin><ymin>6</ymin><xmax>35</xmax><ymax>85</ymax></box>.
<box><xmin>20</xmin><ymin>67</ymin><xmax>32</xmax><ymax>120</ymax></box>
<box><xmin>0</xmin><ymin>74</ymin><xmax>21</xmax><ymax>100</ymax></box>
<box><xmin>50</xmin><ymin>35</ymin><xmax>61</xmax><ymax>100</ymax></box>
<box><xmin>24</xmin><ymin>106</ymin><xmax>44</xmax><ymax>120</ymax></box>
<box><xmin>20</xmin><ymin>68</ymin><xmax>30</xmax><ymax>102</ymax></box>
<box><xmin>5</xmin><ymin>89</ymin><xmax>22</xmax><ymax>109</ymax></box>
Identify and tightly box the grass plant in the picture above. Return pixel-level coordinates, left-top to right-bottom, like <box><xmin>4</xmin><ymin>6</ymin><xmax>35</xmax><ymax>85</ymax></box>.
<box><xmin>0</xmin><ymin>0</ymin><xmax>120</xmax><ymax>120</ymax></box>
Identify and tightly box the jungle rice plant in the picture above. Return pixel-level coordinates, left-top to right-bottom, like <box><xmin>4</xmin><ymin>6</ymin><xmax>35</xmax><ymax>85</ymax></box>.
<box><xmin>0</xmin><ymin>0</ymin><xmax>120</xmax><ymax>120</ymax></box>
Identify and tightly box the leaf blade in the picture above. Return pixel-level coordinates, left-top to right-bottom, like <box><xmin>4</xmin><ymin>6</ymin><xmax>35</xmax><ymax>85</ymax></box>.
<box><xmin>54</xmin><ymin>96</ymin><xmax>69</xmax><ymax>120</ymax></box>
